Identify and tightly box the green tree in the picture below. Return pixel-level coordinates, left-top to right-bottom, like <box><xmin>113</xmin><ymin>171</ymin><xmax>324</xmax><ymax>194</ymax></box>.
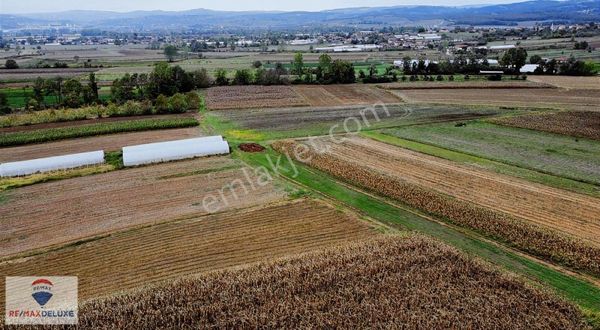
<box><xmin>63</xmin><ymin>79</ymin><xmax>83</xmax><ymax>107</ymax></box>
<box><xmin>4</xmin><ymin>59</ymin><xmax>18</xmax><ymax>69</ymax></box>
<box><xmin>0</xmin><ymin>92</ymin><xmax>11</xmax><ymax>114</ymax></box>
<box><xmin>233</xmin><ymin>69</ymin><xmax>253</xmax><ymax>85</ymax></box>
<box><xmin>32</xmin><ymin>77</ymin><xmax>46</xmax><ymax>108</ymax></box>
<box><xmin>88</xmin><ymin>72</ymin><xmax>99</xmax><ymax>102</ymax></box>
<box><xmin>215</xmin><ymin>69</ymin><xmax>229</xmax><ymax>86</ymax></box>
<box><xmin>192</xmin><ymin>68</ymin><xmax>211</xmax><ymax>88</ymax></box>
<box><xmin>529</xmin><ymin>55</ymin><xmax>542</xmax><ymax>64</ymax></box>
<box><xmin>500</xmin><ymin>47</ymin><xmax>528</xmax><ymax>74</ymax></box>
<box><xmin>163</xmin><ymin>45</ymin><xmax>179</xmax><ymax>62</ymax></box>
<box><xmin>292</xmin><ymin>52</ymin><xmax>304</xmax><ymax>75</ymax></box>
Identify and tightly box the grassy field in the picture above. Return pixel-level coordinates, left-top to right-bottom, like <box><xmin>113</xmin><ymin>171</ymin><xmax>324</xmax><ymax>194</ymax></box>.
<box><xmin>0</xmin><ymin>87</ymin><xmax>111</xmax><ymax>108</ymax></box>
<box><xmin>382</xmin><ymin>121</ymin><xmax>600</xmax><ymax>186</ymax></box>
<box><xmin>0</xmin><ymin>117</ymin><xmax>199</xmax><ymax>146</ymax></box>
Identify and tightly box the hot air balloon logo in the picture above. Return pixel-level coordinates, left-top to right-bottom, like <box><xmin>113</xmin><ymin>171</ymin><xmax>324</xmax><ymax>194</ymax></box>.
<box><xmin>31</xmin><ymin>279</ymin><xmax>53</xmax><ymax>307</ymax></box>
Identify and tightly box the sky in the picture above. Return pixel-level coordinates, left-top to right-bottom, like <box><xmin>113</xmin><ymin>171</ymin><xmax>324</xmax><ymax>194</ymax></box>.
<box><xmin>1</xmin><ymin>0</ymin><xmax>525</xmax><ymax>14</ymax></box>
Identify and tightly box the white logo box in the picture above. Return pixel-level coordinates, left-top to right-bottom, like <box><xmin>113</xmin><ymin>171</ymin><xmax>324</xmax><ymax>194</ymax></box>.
<box><xmin>5</xmin><ymin>276</ymin><xmax>78</xmax><ymax>325</ymax></box>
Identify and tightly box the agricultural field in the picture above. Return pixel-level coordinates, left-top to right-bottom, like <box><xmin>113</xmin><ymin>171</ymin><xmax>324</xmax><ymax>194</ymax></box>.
<box><xmin>0</xmin><ymin>127</ymin><xmax>201</xmax><ymax>162</ymax></box>
<box><xmin>205</xmin><ymin>85</ymin><xmax>309</xmax><ymax>110</ymax></box>
<box><xmin>0</xmin><ymin>68</ymin><xmax>99</xmax><ymax>83</ymax></box>
<box><xmin>383</xmin><ymin>121</ymin><xmax>600</xmax><ymax>185</ymax></box>
<box><xmin>394</xmin><ymin>88</ymin><xmax>600</xmax><ymax>110</ymax></box>
<box><xmin>527</xmin><ymin>75</ymin><xmax>600</xmax><ymax>89</ymax></box>
<box><xmin>71</xmin><ymin>235</ymin><xmax>587</xmax><ymax>329</ymax></box>
<box><xmin>210</xmin><ymin>104</ymin><xmax>509</xmax><ymax>138</ymax></box>
<box><xmin>0</xmin><ymin>200</ymin><xmax>374</xmax><ymax>306</ymax></box>
<box><xmin>294</xmin><ymin>85</ymin><xmax>401</xmax><ymax>106</ymax></box>
<box><xmin>493</xmin><ymin>111</ymin><xmax>600</xmax><ymax>141</ymax></box>
<box><xmin>0</xmin><ymin>156</ymin><xmax>286</xmax><ymax>257</ymax></box>
<box><xmin>275</xmin><ymin>136</ymin><xmax>600</xmax><ymax>247</ymax></box>
<box><xmin>378</xmin><ymin>80</ymin><xmax>551</xmax><ymax>89</ymax></box>
<box><xmin>273</xmin><ymin>137</ymin><xmax>600</xmax><ymax>275</ymax></box>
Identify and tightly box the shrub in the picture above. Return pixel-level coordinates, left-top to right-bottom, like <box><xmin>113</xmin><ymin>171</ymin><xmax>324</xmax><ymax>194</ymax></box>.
<box><xmin>155</xmin><ymin>94</ymin><xmax>170</xmax><ymax>113</ymax></box>
<box><xmin>169</xmin><ymin>93</ymin><xmax>189</xmax><ymax>113</ymax></box>
<box><xmin>436</xmin><ymin>75</ymin><xmax>444</xmax><ymax>81</ymax></box>
<box><xmin>449</xmin><ymin>75</ymin><xmax>455</xmax><ymax>81</ymax></box>
<box><xmin>184</xmin><ymin>92</ymin><xmax>201</xmax><ymax>111</ymax></box>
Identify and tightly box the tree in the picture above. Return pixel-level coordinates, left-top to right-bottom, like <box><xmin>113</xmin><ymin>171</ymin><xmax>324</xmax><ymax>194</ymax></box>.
<box><xmin>529</xmin><ymin>55</ymin><xmax>542</xmax><ymax>64</ymax></box>
<box><xmin>163</xmin><ymin>45</ymin><xmax>178</xmax><ymax>62</ymax></box>
<box><xmin>233</xmin><ymin>69</ymin><xmax>253</xmax><ymax>85</ymax></box>
<box><xmin>4</xmin><ymin>59</ymin><xmax>18</xmax><ymax>69</ymax></box>
<box><xmin>192</xmin><ymin>68</ymin><xmax>211</xmax><ymax>88</ymax></box>
<box><xmin>215</xmin><ymin>69</ymin><xmax>229</xmax><ymax>86</ymax></box>
<box><xmin>87</xmin><ymin>73</ymin><xmax>99</xmax><ymax>103</ymax></box>
<box><xmin>0</xmin><ymin>92</ymin><xmax>11</xmax><ymax>114</ymax></box>
<box><xmin>63</xmin><ymin>79</ymin><xmax>83</xmax><ymax>107</ymax></box>
<box><xmin>500</xmin><ymin>47</ymin><xmax>528</xmax><ymax>74</ymax></box>
<box><xmin>252</xmin><ymin>60</ymin><xmax>263</xmax><ymax>68</ymax></box>
<box><xmin>401</xmin><ymin>56</ymin><xmax>412</xmax><ymax>74</ymax></box>
<box><xmin>32</xmin><ymin>77</ymin><xmax>46</xmax><ymax>108</ymax></box>
<box><xmin>316</xmin><ymin>54</ymin><xmax>332</xmax><ymax>83</ymax></box>
<box><xmin>291</xmin><ymin>52</ymin><xmax>304</xmax><ymax>75</ymax></box>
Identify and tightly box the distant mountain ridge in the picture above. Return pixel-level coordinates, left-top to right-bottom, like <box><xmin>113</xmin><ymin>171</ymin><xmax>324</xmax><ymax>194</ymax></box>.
<box><xmin>1</xmin><ymin>0</ymin><xmax>599</xmax><ymax>31</ymax></box>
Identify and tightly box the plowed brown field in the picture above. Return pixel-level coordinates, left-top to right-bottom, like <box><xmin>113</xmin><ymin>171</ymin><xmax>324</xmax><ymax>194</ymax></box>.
<box><xmin>0</xmin><ymin>157</ymin><xmax>285</xmax><ymax>258</ymax></box>
<box><xmin>295</xmin><ymin>85</ymin><xmax>402</xmax><ymax>106</ymax></box>
<box><xmin>0</xmin><ymin>200</ymin><xmax>373</xmax><ymax>305</ymax></box>
<box><xmin>395</xmin><ymin>88</ymin><xmax>600</xmax><ymax>110</ymax></box>
<box><xmin>528</xmin><ymin>76</ymin><xmax>600</xmax><ymax>90</ymax></box>
<box><xmin>0</xmin><ymin>127</ymin><xmax>202</xmax><ymax>162</ymax></box>
<box><xmin>285</xmin><ymin>136</ymin><xmax>600</xmax><ymax>246</ymax></box>
<box><xmin>493</xmin><ymin>111</ymin><xmax>600</xmax><ymax>141</ymax></box>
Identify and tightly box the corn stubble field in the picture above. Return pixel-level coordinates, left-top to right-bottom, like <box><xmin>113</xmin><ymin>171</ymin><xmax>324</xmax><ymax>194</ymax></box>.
<box><xmin>273</xmin><ymin>138</ymin><xmax>600</xmax><ymax>276</ymax></box>
<box><xmin>54</xmin><ymin>236</ymin><xmax>586</xmax><ymax>329</ymax></box>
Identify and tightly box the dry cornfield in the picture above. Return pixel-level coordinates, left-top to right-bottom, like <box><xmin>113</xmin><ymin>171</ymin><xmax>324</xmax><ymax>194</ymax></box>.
<box><xmin>294</xmin><ymin>84</ymin><xmax>402</xmax><ymax>106</ymax></box>
<box><xmin>0</xmin><ymin>200</ymin><xmax>374</xmax><ymax>309</ymax></box>
<box><xmin>46</xmin><ymin>235</ymin><xmax>587</xmax><ymax>329</ymax></box>
<box><xmin>493</xmin><ymin>111</ymin><xmax>600</xmax><ymax>141</ymax></box>
<box><xmin>205</xmin><ymin>85</ymin><xmax>309</xmax><ymax>110</ymax></box>
<box><xmin>273</xmin><ymin>138</ymin><xmax>600</xmax><ymax>276</ymax></box>
<box><xmin>0</xmin><ymin>156</ymin><xmax>285</xmax><ymax>258</ymax></box>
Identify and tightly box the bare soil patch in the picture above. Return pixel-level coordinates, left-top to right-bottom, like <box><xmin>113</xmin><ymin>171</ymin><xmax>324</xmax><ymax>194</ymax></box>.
<box><xmin>205</xmin><ymin>85</ymin><xmax>308</xmax><ymax>110</ymax></box>
<box><xmin>493</xmin><ymin>111</ymin><xmax>600</xmax><ymax>141</ymax></box>
<box><xmin>0</xmin><ymin>156</ymin><xmax>285</xmax><ymax>257</ymax></box>
<box><xmin>528</xmin><ymin>76</ymin><xmax>600</xmax><ymax>90</ymax></box>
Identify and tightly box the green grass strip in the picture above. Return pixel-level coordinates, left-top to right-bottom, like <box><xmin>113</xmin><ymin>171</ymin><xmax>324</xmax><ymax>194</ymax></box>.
<box><xmin>0</xmin><ymin>118</ymin><xmax>199</xmax><ymax>147</ymax></box>
<box><xmin>362</xmin><ymin>130</ymin><xmax>600</xmax><ymax>198</ymax></box>
<box><xmin>237</xmin><ymin>148</ymin><xmax>600</xmax><ymax>326</ymax></box>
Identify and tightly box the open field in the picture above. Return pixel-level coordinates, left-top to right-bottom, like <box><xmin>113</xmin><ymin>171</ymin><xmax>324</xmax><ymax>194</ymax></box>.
<box><xmin>0</xmin><ymin>156</ymin><xmax>285</xmax><ymax>258</ymax></box>
<box><xmin>0</xmin><ymin>68</ymin><xmax>99</xmax><ymax>83</ymax></box>
<box><xmin>378</xmin><ymin>80</ymin><xmax>552</xmax><ymax>89</ymax></box>
<box><xmin>394</xmin><ymin>88</ymin><xmax>600</xmax><ymax>110</ymax></box>
<box><xmin>211</xmin><ymin>104</ymin><xmax>508</xmax><ymax>138</ymax></box>
<box><xmin>0</xmin><ymin>127</ymin><xmax>201</xmax><ymax>162</ymax></box>
<box><xmin>528</xmin><ymin>76</ymin><xmax>600</xmax><ymax>90</ymax></box>
<box><xmin>294</xmin><ymin>85</ymin><xmax>402</xmax><ymax>106</ymax></box>
<box><xmin>384</xmin><ymin>122</ymin><xmax>600</xmax><ymax>185</ymax></box>
<box><xmin>205</xmin><ymin>85</ymin><xmax>402</xmax><ymax>110</ymax></box>
<box><xmin>0</xmin><ymin>117</ymin><xmax>199</xmax><ymax>147</ymax></box>
<box><xmin>273</xmin><ymin>138</ymin><xmax>600</xmax><ymax>275</ymax></box>
<box><xmin>493</xmin><ymin>111</ymin><xmax>600</xmax><ymax>141</ymax></box>
<box><xmin>68</xmin><ymin>235</ymin><xmax>586</xmax><ymax>329</ymax></box>
<box><xmin>205</xmin><ymin>85</ymin><xmax>309</xmax><ymax>110</ymax></box>
<box><xmin>0</xmin><ymin>200</ymin><xmax>373</xmax><ymax>305</ymax></box>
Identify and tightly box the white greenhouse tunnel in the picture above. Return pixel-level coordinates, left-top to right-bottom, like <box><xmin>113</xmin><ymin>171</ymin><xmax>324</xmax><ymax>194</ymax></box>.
<box><xmin>0</xmin><ymin>151</ymin><xmax>105</xmax><ymax>177</ymax></box>
<box><xmin>122</xmin><ymin>136</ymin><xmax>230</xmax><ymax>167</ymax></box>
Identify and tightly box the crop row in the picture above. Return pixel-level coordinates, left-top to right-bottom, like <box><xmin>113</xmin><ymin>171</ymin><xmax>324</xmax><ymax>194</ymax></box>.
<box><xmin>43</xmin><ymin>235</ymin><xmax>585</xmax><ymax>329</ymax></box>
<box><xmin>0</xmin><ymin>118</ymin><xmax>199</xmax><ymax>147</ymax></box>
<box><xmin>205</xmin><ymin>85</ymin><xmax>308</xmax><ymax>110</ymax></box>
<box><xmin>272</xmin><ymin>140</ymin><xmax>600</xmax><ymax>276</ymax></box>
<box><xmin>493</xmin><ymin>111</ymin><xmax>600</xmax><ymax>141</ymax></box>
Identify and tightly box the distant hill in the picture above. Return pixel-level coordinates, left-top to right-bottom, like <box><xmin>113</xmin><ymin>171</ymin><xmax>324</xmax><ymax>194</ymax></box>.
<box><xmin>2</xmin><ymin>0</ymin><xmax>599</xmax><ymax>31</ymax></box>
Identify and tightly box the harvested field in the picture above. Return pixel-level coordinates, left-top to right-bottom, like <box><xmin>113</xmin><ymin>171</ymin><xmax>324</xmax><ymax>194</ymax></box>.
<box><xmin>378</xmin><ymin>80</ymin><xmax>551</xmax><ymax>89</ymax></box>
<box><xmin>0</xmin><ymin>127</ymin><xmax>201</xmax><ymax>162</ymax></box>
<box><xmin>385</xmin><ymin>122</ymin><xmax>600</xmax><ymax>185</ymax></box>
<box><xmin>273</xmin><ymin>137</ymin><xmax>600</xmax><ymax>275</ymax></box>
<box><xmin>205</xmin><ymin>85</ymin><xmax>308</xmax><ymax>110</ymax></box>
<box><xmin>295</xmin><ymin>85</ymin><xmax>402</xmax><ymax>106</ymax></box>
<box><xmin>493</xmin><ymin>111</ymin><xmax>600</xmax><ymax>141</ymax></box>
<box><xmin>395</xmin><ymin>88</ymin><xmax>600</xmax><ymax>110</ymax></box>
<box><xmin>66</xmin><ymin>235</ymin><xmax>586</xmax><ymax>329</ymax></box>
<box><xmin>213</xmin><ymin>104</ymin><xmax>504</xmax><ymax>135</ymax></box>
<box><xmin>528</xmin><ymin>75</ymin><xmax>600</xmax><ymax>90</ymax></box>
<box><xmin>0</xmin><ymin>200</ymin><xmax>373</xmax><ymax>305</ymax></box>
<box><xmin>0</xmin><ymin>157</ymin><xmax>285</xmax><ymax>258</ymax></box>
